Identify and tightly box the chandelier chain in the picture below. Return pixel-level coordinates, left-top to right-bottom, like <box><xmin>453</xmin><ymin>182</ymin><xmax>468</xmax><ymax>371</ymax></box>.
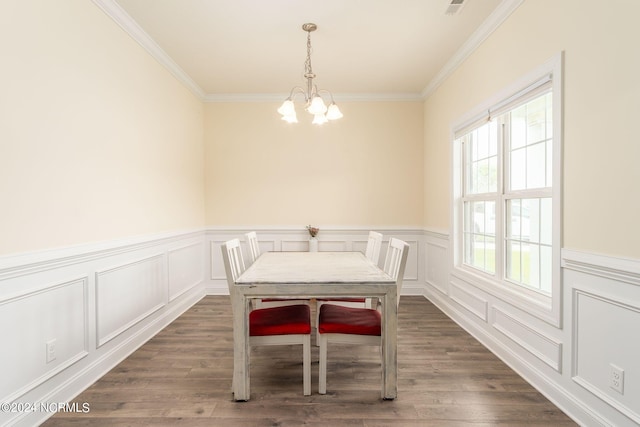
<box><xmin>304</xmin><ymin>30</ymin><xmax>315</xmax><ymax>99</ymax></box>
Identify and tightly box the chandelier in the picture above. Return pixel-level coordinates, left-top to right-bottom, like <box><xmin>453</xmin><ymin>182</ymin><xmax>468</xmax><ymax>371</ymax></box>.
<box><xmin>277</xmin><ymin>23</ymin><xmax>343</xmax><ymax>125</ymax></box>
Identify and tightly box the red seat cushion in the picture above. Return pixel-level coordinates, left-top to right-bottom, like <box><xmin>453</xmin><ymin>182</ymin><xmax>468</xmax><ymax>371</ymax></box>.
<box><xmin>249</xmin><ymin>304</ymin><xmax>311</xmax><ymax>336</ymax></box>
<box><xmin>318</xmin><ymin>304</ymin><xmax>381</xmax><ymax>336</ymax></box>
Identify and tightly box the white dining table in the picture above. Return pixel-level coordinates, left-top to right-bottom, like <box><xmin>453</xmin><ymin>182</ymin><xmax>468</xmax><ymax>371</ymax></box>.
<box><xmin>232</xmin><ymin>251</ymin><xmax>398</xmax><ymax>401</ymax></box>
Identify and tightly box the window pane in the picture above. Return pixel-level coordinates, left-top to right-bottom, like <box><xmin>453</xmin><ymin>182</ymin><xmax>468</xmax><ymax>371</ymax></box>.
<box><xmin>489</xmin><ymin>156</ymin><xmax>498</xmax><ymax>193</ymax></box>
<box><xmin>521</xmin><ymin>242</ymin><xmax>538</xmax><ymax>288</ymax></box>
<box><xmin>510</xmin><ymin>148</ymin><xmax>526</xmax><ymax>191</ymax></box>
<box><xmin>479</xmin><ymin>159</ymin><xmax>489</xmax><ymax>193</ymax></box>
<box><xmin>508</xmin><ymin>198</ymin><xmax>546</xmax><ymax>244</ymax></box>
<box><xmin>470</xmin><ymin>161</ymin><xmax>478</xmax><ymax>194</ymax></box>
<box><xmin>507</xmin><ymin>240</ymin><xmax>521</xmax><ymax>282</ymax></box>
<box><xmin>485</xmin><ymin>201</ymin><xmax>496</xmax><ymax>236</ymax></box>
<box><xmin>506</xmin><ymin>197</ymin><xmax>553</xmax><ymax>293</ymax></box>
<box><xmin>507</xmin><ymin>199</ymin><xmax>521</xmax><ymax>239</ymax></box>
<box><xmin>471</xmin><ymin>235</ymin><xmax>485</xmax><ymax>271</ymax></box>
<box><xmin>522</xmin><ymin>198</ymin><xmax>537</xmax><ymax>243</ymax></box>
<box><xmin>489</xmin><ymin>120</ymin><xmax>498</xmax><ymax>156</ymax></box>
<box><xmin>477</xmin><ymin>125</ymin><xmax>489</xmax><ymax>160</ymax></box>
<box><xmin>527</xmin><ymin>96</ymin><xmax>546</xmax><ymax>144</ymax></box>
<box><xmin>526</xmin><ymin>142</ymin><xmax>546</xmax><ymax>189</ymax></box>
<box><xmin>464</xmin><ymin>200</ymin><xmax>496</xmax><ymax>274</ymax></box>
<box><xmin>508</xmin><ymin>92</ymin><xmax>553</xmax><ymax>192</ymax></box>
<box><xmin>511</xmin><ymin>105</ymin><xmax>526</xmax><ymax>149</ymax></box>
<box><xmin>467</xmin><ymin>121</ymin><xmax>498</xmax><ymax>195</ymax></box>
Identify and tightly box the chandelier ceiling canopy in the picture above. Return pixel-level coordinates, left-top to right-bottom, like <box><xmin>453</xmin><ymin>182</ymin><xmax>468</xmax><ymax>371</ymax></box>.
<box><xmin>277</xmin><ymin>23</ymin><xmax>343</xmax><ymax>125</ymax></box>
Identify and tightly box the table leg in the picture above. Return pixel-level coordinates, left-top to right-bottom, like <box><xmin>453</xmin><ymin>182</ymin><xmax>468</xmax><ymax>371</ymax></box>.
<box><xmin>381</xmin><ymin>287</ymin><xmax>398</xmax><ymax>400</ymax></box>
<box><xmin>232</xmin><ymin>288</ymin><xmax>251</xmax><ymax>401</ymax></box>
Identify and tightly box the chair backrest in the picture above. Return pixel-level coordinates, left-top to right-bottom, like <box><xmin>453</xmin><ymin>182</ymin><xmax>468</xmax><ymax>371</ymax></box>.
<box><xmin>383</xmin><ymin>237</ymin><xmax>410</xmax><ymax>307</ymax></box>
<box><xmin>364</xmin><ymin>231</ymin><xmax>383</xmax><ymax>264</ymax></box>
<box><xmin>245</xmin><ymin>231</ymin><xmax>261</xmax><ymax>264</ymax></box>
<box><xmin>221</xmin><ymin>239</ymin><xmax>246</xmax><ymax>300</ymax></box>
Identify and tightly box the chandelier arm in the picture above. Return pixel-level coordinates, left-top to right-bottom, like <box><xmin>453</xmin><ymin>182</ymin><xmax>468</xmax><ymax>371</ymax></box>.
<box><xmin>287</xmin><ymin>86</ymin><xmax>309</xmax><ymax>102</ymax></box>
<box><xmin>315</xmin><ymin>89</ymin><xmax>335</xmax><ymax>103</ymax></box>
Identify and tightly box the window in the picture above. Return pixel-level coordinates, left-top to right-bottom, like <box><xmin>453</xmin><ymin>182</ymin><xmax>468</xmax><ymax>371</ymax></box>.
<box><xmin>452</xmin><ymin>54</ymin><xmax>562</xmax><ymax>325</ymax></box>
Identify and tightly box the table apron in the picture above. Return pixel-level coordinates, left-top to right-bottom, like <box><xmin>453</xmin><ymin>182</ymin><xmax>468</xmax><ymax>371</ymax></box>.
<box><xmin>234</xmin><ymin>283</ymin><xmax>395</xmax><ymax>299</ymax></box>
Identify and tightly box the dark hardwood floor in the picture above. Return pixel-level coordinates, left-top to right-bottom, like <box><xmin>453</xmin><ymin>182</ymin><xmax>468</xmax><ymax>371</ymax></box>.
<box><xmin>44</xmin><ymin>296</ymin><xmax>577</xmax><ymax>426</ymax></box>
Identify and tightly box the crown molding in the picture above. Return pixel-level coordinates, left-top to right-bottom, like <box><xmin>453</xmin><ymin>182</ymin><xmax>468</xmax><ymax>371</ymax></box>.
<box><xmin>203</xmin><ymin>92</ymin><xmax>424</xmax><ymax>103</ymax></box>
<box><xmin>421</xmin><ymin>0</ymin><xmax>525</xmax><ymax>99</ymax></box>
<box><xmin>91</xmin><ymin>0</ymin><xmax>206</xmax><ymax>100</ymax></box>
<box><xmin>93</xmin><ymin>0</ymin><xmax>522</xmax><ymax>104</ymax></box>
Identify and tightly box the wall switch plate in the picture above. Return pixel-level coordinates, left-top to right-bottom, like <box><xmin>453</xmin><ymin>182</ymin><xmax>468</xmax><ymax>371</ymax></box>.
<box><xmin>609</xmin><ymin>364</ymin><xmax>624</xmax><ymax>394</ymax></box>
<box><xmin>46</xmin><ymin>339</ymin><xmax>57</xmax><ymax>363</ymax></box>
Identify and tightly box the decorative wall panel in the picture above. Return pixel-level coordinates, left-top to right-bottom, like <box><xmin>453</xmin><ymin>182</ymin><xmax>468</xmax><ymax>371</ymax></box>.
<box><xmin>0</xmin><ymin>277</ymin><xmax>87</xmax><ymax>403</ymax></box>
<box><xmin>95</xmin><ymin>255</ymin><xmax>166</xmax><ymax>346</ymax></box>
<box><xmin>168</xmin><ymin>242</ymin><xmax>204</xmax><ymax>301</ymax></box>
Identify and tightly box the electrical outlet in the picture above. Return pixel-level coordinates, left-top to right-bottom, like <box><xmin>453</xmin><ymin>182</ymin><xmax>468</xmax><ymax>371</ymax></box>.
<box><xmin>609</xmin><ymin>364</ymin><xmax>624</xmax><ymax>394</ymax></box>
<box><xmin>46</xmin><ymin>339</ymin><xmax>57</xmax><ymax>363</ymax></box>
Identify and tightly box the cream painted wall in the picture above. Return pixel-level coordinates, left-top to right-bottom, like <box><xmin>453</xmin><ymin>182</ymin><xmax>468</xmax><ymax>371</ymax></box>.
<box><xmin>204</xmin><ymin>101</ymin><xmax>423</xmax><ymax>227</ymax></box>
<box><xmin>423</xmin><ymin>0</ymin><xmax>640</xmax><ymax>259</ymax></box>
<box><xmin>0</xmin><ymin>0</ymin><xmax>205</xmax><ymax>256</ymax></box>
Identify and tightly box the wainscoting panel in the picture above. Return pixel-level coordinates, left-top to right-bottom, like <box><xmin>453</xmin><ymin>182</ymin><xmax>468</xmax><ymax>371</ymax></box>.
<box><xmin>0</xmin><ymin>277</ymin><xmax>88</xmax><ymax>404</ymax></box>
<box><xmin>95</xmin><ymin>254</ymin><xmax>166</xmax><ymax>347</ymax></box>
<box><xmin>563</xmin><ymin>249</ymin><xmax>640</xmax><ymax>425</ymax></box>
<box><xmin>168</xmin><ymin>242</ymin><xmax>204</xmax><ymax>302</ymax></box>
<box><xmin>425</xmin><ymin>233</ymin><xmax>449</xmax><ymax>295</ymax></box>
<box><xmin>281</xmin><ymin>239</ymin><xmax>309</xmax><ymax>252</ymax></box>
<box><xmin>492</xmin><ymin>306</ymin><xmax>562</xmax><ymax>372</ymax></box>
<box><xmin>571</xmin><ymin>288</ymin><xmax>640</xmax><ymax>424</ymax></box>
<box><xmin>253</xmin><ymin>238</ymin><xmax>276</xmax><ymax>259</ymax></box>
<box><xmin>209</xmin><ymin>239</ymin><xmax>227</xmax><ymax>284</ymax></box>
<box><xmin>449</xmin><ymin>279</ymin><xmax>488</xmax><ymax>321</ymax></box>
<box><xmin>0</xmin><ymin>230</ymin><xmax>205</xmax><ymax>427</ymax></box>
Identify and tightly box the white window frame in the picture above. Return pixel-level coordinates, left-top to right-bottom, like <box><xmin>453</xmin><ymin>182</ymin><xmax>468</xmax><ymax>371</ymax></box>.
<box><xmin>451</xmin><ymin>53</ymin><xmax>563</xmax><ymax>326</ymax></box>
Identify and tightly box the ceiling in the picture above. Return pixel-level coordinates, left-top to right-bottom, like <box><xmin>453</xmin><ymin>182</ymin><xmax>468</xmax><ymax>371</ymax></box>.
<box><xmin>98</xmin><ymin>0</ymin><xmax>520</xmax><ymax>101</ymax></box>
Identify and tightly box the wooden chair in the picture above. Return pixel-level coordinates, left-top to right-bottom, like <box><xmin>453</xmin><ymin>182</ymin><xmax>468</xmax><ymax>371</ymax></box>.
<box><xmin>364</xmin><ymin>231</ymin><xmax>383</xmax><ymax>265</ymax></box>
<box><xmin>244</xmin><ymin>231</ymin><xmax>310</xmax><ymax>310</ymax></box>
<box><xmin>221</xmin><ymin>238</ymin><xmax>311</xmax><ymax>396</ymax></box>
<box><xmin>314</xmin><ymin>231</ymin><xmax>384</xmax><ymax>342</ymax></box>
<box><xmin>245</xmin><ymin>231</ymin><xmax>265</xmax><ymax>309</ymax></box>
<box><xmin>245</xmin><ymin>231</ymin><xmax>261</xmax><ymax>265</ymax></box>
<box><xmin>317</xmin><ymin>237</ymin><xmax>409</xmax><ymax>394</ymax></box>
